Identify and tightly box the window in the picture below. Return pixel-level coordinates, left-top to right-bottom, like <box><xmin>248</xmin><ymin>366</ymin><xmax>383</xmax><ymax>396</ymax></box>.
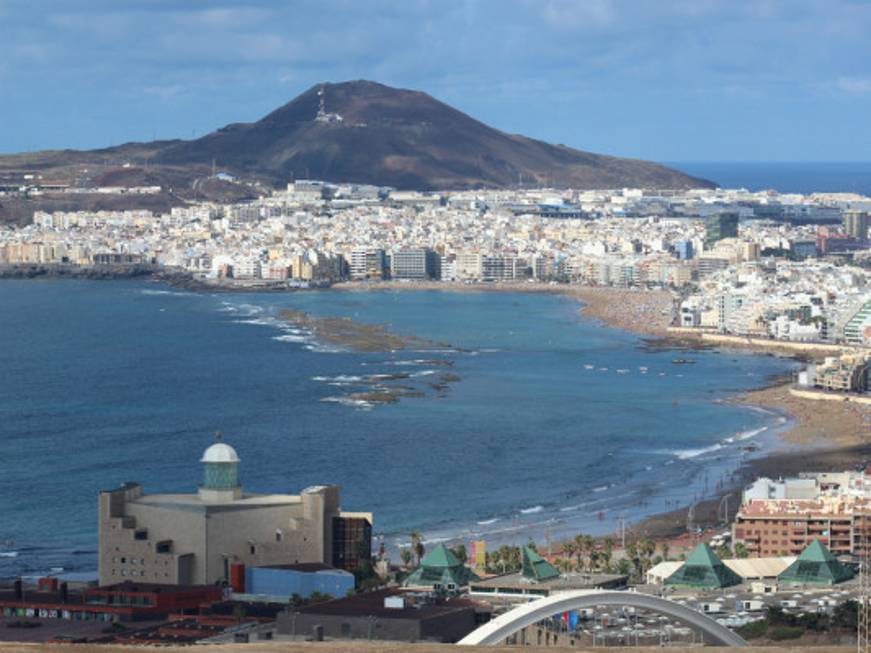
<box><xmin>249</xmin><ymin>544</ymin><xmax>256</xmax><ymax>555</ymax></box>
<box><xmin>276</xmin><ymin>530</ymin><xmax>283</xmax><ymax>542</ymax></box>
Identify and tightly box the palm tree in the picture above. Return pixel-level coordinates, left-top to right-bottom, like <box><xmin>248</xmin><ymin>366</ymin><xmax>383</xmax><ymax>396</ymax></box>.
<box><xmin>561</xmin><ymin>541</ymin><xmax>577</xmax><ymax>566</ymax></box>
<box><xmin>410</xmin><ymin>532</ymin><xmax>424</xmax><ymax>565</ymax></box>
<box><xmin>659</xmin><ymin>541</ymin><xmax>670</xmax><ymax>561</ymax></box>
<box><xmin>639</xmin><ymin>538</ymin><xmax>656</xmax><ymax>573</ymax></box>
<box><xmin>573</xmin><ymin>534</ymin><xmax>586</xmax><ymax>571</ymax></box>
<box><xmin>452</xmin><ymin>544</ymin><xmax>468</xmax><ymax>565</ymax></box>
<box><xmin>399</xmin><ymin>547</ymin><xmax>412</xmax><ymax>569</ymax></box>
<box><xmin>601</xmin><ymin>537</ymin><xmax>615</xmax><ymax>572</ymax></box>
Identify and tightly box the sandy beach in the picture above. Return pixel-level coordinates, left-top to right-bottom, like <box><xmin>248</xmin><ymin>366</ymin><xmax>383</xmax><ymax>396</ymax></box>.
<box><xmin>337</xmin><ymin>280</ymin><xmax>871</xmax><ymax>544</ymax></box>
<box><xmin>335</xmin><ymin>280</ymin><xmax>675</xmax><ymax>336</ymax></box>
<box><xmin>734</xmin><ymin>382</ymin><xmax>871</xmax><ymax>447</ymax></box>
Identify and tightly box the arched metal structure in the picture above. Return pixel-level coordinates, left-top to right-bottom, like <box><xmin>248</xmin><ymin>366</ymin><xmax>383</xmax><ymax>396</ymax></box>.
<box><xmin>457</xmin><ymin>589</ymin><xmax>747</xmax><ymax>647</ymax></box>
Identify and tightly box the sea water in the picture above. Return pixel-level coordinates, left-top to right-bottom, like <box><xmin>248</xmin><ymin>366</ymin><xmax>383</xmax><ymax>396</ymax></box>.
<box><xmin>0</xmin><ymin>281</ymin><xmax>795</xmax><ymax>576</ymax></box>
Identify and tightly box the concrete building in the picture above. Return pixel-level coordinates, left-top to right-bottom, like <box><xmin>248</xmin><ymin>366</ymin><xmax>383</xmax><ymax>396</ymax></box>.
<box><xmin>704</xmin><ymin>212</ymin><xmax>739</xmax><ymax>248</ymax></box>
<box><xmin>390</xmin><ymin>248</ymin><xmax>439</xmax><ymax>280</ymax></box>
<box><xmin>349</xmin><ymin>248</ymin><xmax>387</xmax><ymax>280</ymax></box>
<box><xmin>733</xmin><ymin>495</ymin><xmax>871</xmax><ymax>557</ymax></box>
<box><xmin>98</xmin><ymin>439</ymin><xmax>372</xmax><ymax>587</ymax></box>
<box><xmin>277</xmin><ymin>588</ymin><xmax>487</xmax><ymax>643</ymax></box>
<box><xmin>843</xmin><ymin>210</ymin><xmax>870</xmax><ymax>243</ymax></box>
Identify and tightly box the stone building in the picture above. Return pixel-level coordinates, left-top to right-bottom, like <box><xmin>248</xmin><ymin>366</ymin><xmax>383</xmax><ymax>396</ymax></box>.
<box><xmin>98</xmin><ymin>439</ymin><xmax>372</xmax><ymax>586</ymax></box>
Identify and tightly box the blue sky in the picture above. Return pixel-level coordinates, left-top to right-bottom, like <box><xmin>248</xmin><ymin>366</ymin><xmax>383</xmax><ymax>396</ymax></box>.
<box><xmin>1</xmin><ymin>0</ymin><xmax>870</xmax><ymax>161</ymax></box>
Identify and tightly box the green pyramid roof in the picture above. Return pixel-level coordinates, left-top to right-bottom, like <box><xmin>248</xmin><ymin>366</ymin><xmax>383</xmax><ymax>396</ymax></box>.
<box><xmin>521</xmin><ymin>546</ymin><xmax>560</xmax><ymax>582</ymax></box>
<box><xmin>403</xmin><ymin>544</ymin><xmax>480</xmax><ymax>589</ymax></box>
<box><xmin>778</xmin><ymin>539</ymin><xmax>854</xmax><ymax>585</ymax></box>
<box><xmin>664</xmin><ymin>543</ymin><xmax>742</xmax><ymax>589</ymax></box>
<box><xmin>418</xmin><ymin>543</ymin><xmax>461</xmax><ymax>569</ymax></box>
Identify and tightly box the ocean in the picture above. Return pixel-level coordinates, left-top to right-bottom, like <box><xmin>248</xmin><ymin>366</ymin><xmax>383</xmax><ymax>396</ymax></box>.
<box><xmin>669</xmin><ymin>161</ymin><xmax>871</xmax><ymax>196</ymax></box>
<box><xmin>0</xmin><ymin>281</ymin><xmax>795</xmax><ymax>578</ymax></box>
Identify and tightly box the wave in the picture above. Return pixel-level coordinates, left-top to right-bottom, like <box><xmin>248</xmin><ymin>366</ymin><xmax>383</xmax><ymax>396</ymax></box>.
<box><xmin>0</xmin><ymin>551</ymin><xmax>18</xmax><ymax>558</ymax></box>
<box><xmin>592</xmin><ymin>485</ymin><xmax>610</xmax><ymax>493</ymax></box>
<box><xmin>736</xmin><ymin>426</ymin><xmax>767</xmax><ymax>441</ymax></box>
<box><xmin>312</xmin><ymin>375</ymin><xmax>364</xmax><ymax>383</ymax></box>
<box><xmin>273</xmin><ymin>335</ymin><xmax>310</xmax><ymax>343</ymax></box>
<box><xmin>320</xmin><ymin>396</ymin><xmax>373</xmax><ymax>410</ymax></box>
<box><xmin>519</xmin><ymin>505</ymin><xmax>543</xmax><ymax>514</ymax></box>
<box><xmin>675</xmin><ymin>443</ymin><xmax>724</xmax><ymax>460</ymax></box>
<box><xmin>411</xmin><ymin>370</ymin><xmax>437</xmax><ymax>377</ymax></box>
<box><xmin>139</xmin><ymin>289</ymin><xmax>192</xmax><ymax>297</ymax></box>
<box><xmin>477</xmin><ymin>518</ymin><xmax>500</xmax><ymax>525</ymax></box>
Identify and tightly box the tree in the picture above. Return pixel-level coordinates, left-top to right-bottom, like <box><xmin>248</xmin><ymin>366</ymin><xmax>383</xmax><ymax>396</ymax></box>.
<box><xmin>573</xmin><ymin>534</ymin><xmax>586</xmax><ymax>570</ymax></box>
<box><xmin>410</xmin><ymin>532</ymin><xmax>425</xmax><ymax>565</ymax></box>
<box><xmin>452</xmin><ymin>544</ymin><xmax>468</xmax><ymax>565</ymax></box>
<box><xmin>581</xmin><ymin>535</ymin><xmax>596</xmax><ymax>572</ymax></box>
<box><xmin>600</xmin><ymin>537</ymin><xmax>615</xmax><ymax>571</ymax></box>
<box><xmin>561</xmin><ymin>541</ymin><xmax>577</xmax><ymax>566</ymax></box>
<box><xmin>659</xmin><ymin>541</ymin><xmax>670</xmax><ymax>561</ymax></box>
<box><xmin>399</xmin><ymin>547</ymin><xmax>412</xmax><ymax>569</ymax></box>
<box><xmin>639</xmin><ymin>538</ymin><xmax>656</xmax><ymax>573</ymax></box>
<box><xmin>734</xmin><ymin>542</ymin><xmax>749</xmax><ymax>559</ymax></box>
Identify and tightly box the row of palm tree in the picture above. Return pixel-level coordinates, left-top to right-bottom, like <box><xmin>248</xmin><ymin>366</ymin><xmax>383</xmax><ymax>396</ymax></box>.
<box><xmin>560</xmin><ymin>534</ymin><xmax>616</xmax><ymax>573</ymax></box>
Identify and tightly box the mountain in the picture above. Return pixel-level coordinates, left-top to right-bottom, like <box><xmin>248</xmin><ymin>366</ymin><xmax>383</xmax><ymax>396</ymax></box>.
<box><xmin>152</xmin><ymin>80</ymin><xmax>712</xmax><ymax>190</ymax></box>
<box><xmin>0</xmin><ymin>81</ymin><xmax>713</xmax><ymax>221</ymax></box>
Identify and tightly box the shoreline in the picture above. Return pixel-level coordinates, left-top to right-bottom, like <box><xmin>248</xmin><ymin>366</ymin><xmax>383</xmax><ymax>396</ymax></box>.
<box><xmin>6</xmin><ymin>272</ymin><xmax>871</xmax><ymax>553</ymax></box>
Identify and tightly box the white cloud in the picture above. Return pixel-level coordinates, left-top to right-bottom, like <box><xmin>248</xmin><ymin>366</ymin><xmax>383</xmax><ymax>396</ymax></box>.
<box><xmin>833</xmin><ymin>77</ymin><xmax>871</xmax><ymax>94</ymax></box>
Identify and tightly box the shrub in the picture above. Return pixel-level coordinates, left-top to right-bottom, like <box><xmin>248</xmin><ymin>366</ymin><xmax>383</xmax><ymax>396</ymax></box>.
<box><xmin>736</xmin><ymin>619</ymin><xmax>768</xmax><ymax>639</ymax></box>
<box><xmin>769</xmin><ymin>626</ymin><xmax>804</xmax><ymax>641</ymax></box>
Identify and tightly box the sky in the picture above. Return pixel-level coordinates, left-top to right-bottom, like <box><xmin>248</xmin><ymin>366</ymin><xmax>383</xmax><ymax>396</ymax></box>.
<box><xmin>1</xmin><ymin>0</ymin><xmax>870</xmax><ymax>162</ymax></box>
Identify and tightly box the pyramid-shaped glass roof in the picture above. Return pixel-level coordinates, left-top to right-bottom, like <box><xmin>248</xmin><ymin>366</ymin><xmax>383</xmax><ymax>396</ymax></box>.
<box><xmin>778</xmin><ymin>539</ymin><xmax>854</xmax><ymax>585</ymax></box>
<box><xmin>664</xmin><ymin>543</ymin><xmax>742</xmax><ymax>588</ymax></box>
<box><xmin>521</xmin><ymin>546</ymin><xmax>560</xmax><ymax>581</ymax></box>
<box><xmin>403</xmin><ymin>543</ymin><xmax>480</xmax><ymax>588</ymax></box>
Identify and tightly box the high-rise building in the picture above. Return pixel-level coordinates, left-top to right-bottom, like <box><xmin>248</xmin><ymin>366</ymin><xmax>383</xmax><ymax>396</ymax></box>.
<box><xmin>674</xmin><ymin>240</ymin><xmax>694</xmax><ymax>260</ymax></box>
<box><xmin>704</xmin><ymin>213</ymin><xmax>739</xmax><ymax>248</ymax></box>
<box><xmin>390</xmin><ymin>249</ymin><xmax>439</xmax><ymax>280</ymax></box>
<box><xmin>843</xmin><ymin>210</ymin><xmax>870</xmax><ymax>243</ymax></box>
<box><xmin>350</xmin><ymin>248</ymin><xmax>388</xmax><ymax>280</ymax></box>
<box><xmin>98</xmin><ymin>439</ymin><xmax>372</xmax><ymax>586</ymax></box>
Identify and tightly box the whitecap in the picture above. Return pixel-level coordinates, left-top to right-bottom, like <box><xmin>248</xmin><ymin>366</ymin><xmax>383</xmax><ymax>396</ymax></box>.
<box><xmin>139</xmin><ymin>289</ymin><xmax>192</xmax><ymax>297</ymax></box>
<box><xmin>519</xmin><ymin>505</ymin><xmax>544</xmax><ymax>514</ymax></box>
<box><xmin>477</xmin><ymin>518</ymin><xmax>499</xmax><ymax>525</ymax></box>
<box><xmin>320</xmin><ymin>396</ymin><xmax>373</xmax><ymax>410</ymax></box>
<box><xmin>674</xmin><ymin>443</ymin><xmax>724</xmax><ymax>460</ymax></box>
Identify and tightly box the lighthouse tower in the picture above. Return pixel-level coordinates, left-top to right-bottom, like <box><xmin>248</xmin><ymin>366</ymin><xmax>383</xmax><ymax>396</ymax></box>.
<box><xmin>198</xmin><ymin>435</ymin><xmax>242</xmax><ymax>502</ymax></box>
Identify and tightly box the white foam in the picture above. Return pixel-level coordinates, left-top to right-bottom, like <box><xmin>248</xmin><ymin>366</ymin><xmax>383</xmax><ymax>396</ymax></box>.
<box><xmin>273</xmin><ymin>335</ymin><xmax>309</xmax><ymax>343</ymax></box>
<box><xmin>320</xmin><ymin>396</ymin><xmax>373</xmax><ymax>410</ymax></box>
<box><xmin>477</xmin><ymin>518</ymin><xmax>499</xmax><ymax>525</ymax></box>
<box><xmin>735</xmin><ymin>426</ymin><xmax>766</xmax><ymax>441</ymax></box>
<box><xmin>140</xmin><ymin>289</ymin><xmax>191</xmax><ymax>297</ymax></box>
<box><xmin>675</xmin><ymin>443</ymin><xmax>724</xmax><ymax>460</ymax></box>
<box><xmin>411</xmin><ymin>370</ymin><xmax>437</xmax><ymax>377</ymax></box>
<box><xmin>519</xmin><ymin>505</ymin><xmax>543</xmax><ymax>514</ymax></box>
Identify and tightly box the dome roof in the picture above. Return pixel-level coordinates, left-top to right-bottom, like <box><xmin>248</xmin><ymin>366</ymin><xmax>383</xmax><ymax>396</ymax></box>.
<box><xmin>200</xmin><ymin>442</ymin><xmax>240</xmax><ymax>464</ymax></box>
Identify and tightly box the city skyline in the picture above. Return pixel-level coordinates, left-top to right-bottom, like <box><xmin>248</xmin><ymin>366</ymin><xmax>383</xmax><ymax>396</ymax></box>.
<box><xmin>1</xmin><ymin>0</ymin><xmax>870</xmax><ymax>162</ymax></box>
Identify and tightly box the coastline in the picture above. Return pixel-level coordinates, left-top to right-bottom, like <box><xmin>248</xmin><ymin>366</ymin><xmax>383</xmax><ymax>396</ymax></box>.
<box><xmin>5</xmin><ymin>272</ymin><xmax>869</xmax><ymax>551</ymax></box>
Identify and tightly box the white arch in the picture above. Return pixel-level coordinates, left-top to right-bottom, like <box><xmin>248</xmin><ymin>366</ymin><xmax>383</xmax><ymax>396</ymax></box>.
<box><xmin>458</xmin><ymin>589</ymin><xmax>747</xmax><ymax>647</ymax></box>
